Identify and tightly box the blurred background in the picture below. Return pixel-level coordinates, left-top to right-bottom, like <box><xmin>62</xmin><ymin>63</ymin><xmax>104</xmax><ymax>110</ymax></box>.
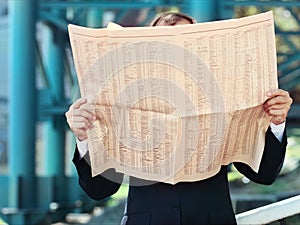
<box><xmin>0</xmin><ymin>0</ymin><xmax>300</xmax><ymax>224</ymax></box>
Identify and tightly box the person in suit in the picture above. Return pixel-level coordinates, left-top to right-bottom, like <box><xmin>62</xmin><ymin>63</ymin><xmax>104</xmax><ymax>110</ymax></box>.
<box><xmin>66</xmin><ymin>12</ymin><xmax>293</xmax><ymax>225</ymax></box>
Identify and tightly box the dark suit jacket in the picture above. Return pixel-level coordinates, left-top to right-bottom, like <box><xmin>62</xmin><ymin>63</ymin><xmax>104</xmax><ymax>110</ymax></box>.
<box><xmin>73</xmin><ymin>127</ymin><xmax>287</xmax><ymax>225</ymax></box>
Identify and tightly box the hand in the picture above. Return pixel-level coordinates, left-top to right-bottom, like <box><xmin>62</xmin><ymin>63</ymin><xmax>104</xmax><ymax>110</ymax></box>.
<box><xmin>263</xmin><ymin>89</ymin><xmax>293</xmax><ymax>125</ymax></box>
<box><xmin>65</xmin><ymin>98</ymin><xmax>96</xmax><ymax>141</ymax></box>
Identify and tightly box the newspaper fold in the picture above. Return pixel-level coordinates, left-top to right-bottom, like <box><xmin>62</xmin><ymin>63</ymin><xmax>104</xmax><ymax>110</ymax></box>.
<box><xmin>68</xmin><ymin>11</ymin><xmax>278</xmax><ymax>184</ymax></box>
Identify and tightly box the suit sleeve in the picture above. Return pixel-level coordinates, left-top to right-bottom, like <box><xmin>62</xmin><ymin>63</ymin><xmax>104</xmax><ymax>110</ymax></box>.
<box><xmin>233</xmin><ymin>126</ymin><xmax>287</xmax><ymax>185</ymax></box>
<box><xmin>72</xmin><ymin>146</ymin><xmax>124</xmax><ymax>200</ymax></box>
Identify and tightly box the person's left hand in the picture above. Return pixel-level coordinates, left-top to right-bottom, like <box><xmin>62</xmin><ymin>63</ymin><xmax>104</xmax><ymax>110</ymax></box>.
<box><xmin>263</xmin><ymin>89</ymin><xmax>293</xmax><ymax>125</ymax></box>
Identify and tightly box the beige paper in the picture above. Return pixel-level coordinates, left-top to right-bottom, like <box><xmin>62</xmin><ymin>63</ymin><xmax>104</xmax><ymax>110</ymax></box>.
<box><xmin>68</xmin><ymin>11</ymin><xmax>277</xmax><ymax>184</ymax></box>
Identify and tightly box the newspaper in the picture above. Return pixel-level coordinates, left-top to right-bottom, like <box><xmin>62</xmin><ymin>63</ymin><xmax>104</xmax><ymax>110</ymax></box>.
<box><xmin>68</xmin><ymin>11</ymin><xmax>277</xmax><ymax>184</ymax></box>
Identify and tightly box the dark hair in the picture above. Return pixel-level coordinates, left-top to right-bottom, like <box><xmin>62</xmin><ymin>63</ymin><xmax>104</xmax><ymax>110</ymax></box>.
<box><xmin>149</xmin><ymin>12</ymin><xmax>196</xmax><ymax>26</ymax></box>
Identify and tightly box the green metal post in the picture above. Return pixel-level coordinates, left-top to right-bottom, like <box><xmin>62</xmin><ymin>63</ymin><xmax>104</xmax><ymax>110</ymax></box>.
<box><xmin>43</xmin><ymin>16</ymin><xmax>67</xmax><ymax>202</ymax></box>
<box><xmin>182</xmin><ymin>0</ymin><xmax>219</xmax><ymax>22</ymax></box>
<box><xmin>8</xmin><ymin>0</ymin><xmax>37</xmax><ymax>208</ymax></box>
<box><xmin>86</xmin><ymin>8</ymin><xmax>103</xmax><ymax>27</ymax></box>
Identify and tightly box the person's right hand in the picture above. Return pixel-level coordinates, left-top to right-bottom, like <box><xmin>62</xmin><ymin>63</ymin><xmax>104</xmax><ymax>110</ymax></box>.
<box><xmin>65</xmin><ymin>98</ymin><xmax>96</xmax><ymax>141</ymax></box>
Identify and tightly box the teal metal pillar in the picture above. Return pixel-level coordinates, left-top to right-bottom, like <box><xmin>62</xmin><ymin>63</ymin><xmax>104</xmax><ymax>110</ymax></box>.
<box><xmin>182</xmin><ymin>0</ymin><xmax>219</xmax><ymax>22</ymax></box>
<box><xmin>86</xmin><ymin>8</ymin><xmax>103</xmax><ymax>27</ymax></box>
<box><xmin>43</xmin><ymin>14</ymin><xmax>67</xmax><ymax>202</ymax></box>
<box><xmin>8</xmin><ymin>0</ymin><xmax>37</xmax><ymax>209</ymax></box>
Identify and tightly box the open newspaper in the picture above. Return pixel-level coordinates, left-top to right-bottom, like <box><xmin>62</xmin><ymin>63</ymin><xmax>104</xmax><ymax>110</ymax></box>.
<box><xmin>68</xmin><ymin>11</ymin><xmax>277</xmax><ymax>184</ymax></box>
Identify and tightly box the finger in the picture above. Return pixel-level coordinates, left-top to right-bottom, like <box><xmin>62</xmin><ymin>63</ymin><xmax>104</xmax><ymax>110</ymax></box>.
<box><xmin>69</xmin><ymin>120</ymin><xmax>92</xmax><ymax>131</ymax></box>
<box><xmin>72</xmin><ymin>128</ymin><xmax>88</xmax><ymax>140</ymax></box>
<box><xmin>72</xmin><ymin>115</ymin><xmax>94</xmax><ymax>128</ymax></box>
<box><xmin>69</xmin><ymin>108</ymin><xmax>96</xmax><ymax>121</ymax></box>
<box><xmin>264</xmin><ymin>93</ymin><xmax>291</xmax><ymax>108</ymax></box>
<box><xmin>70</xmin><ymin>98</ymin><xmax>87</xmax><ymax>110</ymax></box>
<box><xmin>264</xmin><ymin>102</ymin><xmax>289</xmax><ymax>112</ymax></box>
<box><xmin>67</xmin><ymin>112</ymin><xmax>94</xmax><ymax>127</ymax></box>
<box><xmin>73</xmin><ymin>115</ymin><xmax>95</xmax><ymax>125</ymax></box>
<box><xmin>267</xmin><ymin>104</ymin><xmax>285</xmax><ymax>110</ymax></box>
<box><xmin>271</xmin><ymin>116</ymin><xmax>285</xmax><ymax>125</ymax></box>
<box><xmin>266</xmin><ymin>89</ymin><xmax>288</xmax><ymax>99</ymax></box>
<box><xmin>265</xmin><ymin>109</ymin><xmax>288</xmax><ymax>124</ymax></box>
<box><xmin>266</xmin><ymin>108</ymin><xmax>287</xmax><ymax>117</ymax></box>
<box><xmin>266</xmin><ymin>95</ymin><xmax>288</xmax><ymax>105</ymax></box>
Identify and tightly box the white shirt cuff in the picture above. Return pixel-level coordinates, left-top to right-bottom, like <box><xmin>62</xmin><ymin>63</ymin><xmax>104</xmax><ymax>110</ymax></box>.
<box><xmin>76</xmin><ymin>138</ymin><xmax>89</xmax><ymax>159</ymax></box>
<box><xmin>269</xmin><ymin>121</ymin><xmax>286</xmax><ymax>143</ymax></box>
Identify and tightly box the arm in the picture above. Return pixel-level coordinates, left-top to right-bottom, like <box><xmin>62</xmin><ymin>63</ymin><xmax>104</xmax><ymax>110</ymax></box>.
<box><xmin>234</xmin><ymin>126</ymin><xmax>287</xmax><ymax>185</ymax></box>
<box><xmin>66</xmin><ymin>98</ymin><xmax>124</xmax><ymax>200</ymax></box>
<box><xmin>234</xmin><ymin>89</ymin><xmax>292</xmax><ymax>185</ymax></box>
<box><xmin>72</xmin><ymin>147</ymin><xmax>124</xmax><ymax>200</ymax></box>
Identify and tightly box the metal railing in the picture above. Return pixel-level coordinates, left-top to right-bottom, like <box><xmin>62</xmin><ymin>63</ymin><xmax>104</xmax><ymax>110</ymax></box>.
<box><xmin>235</xmin><ymin>195</ymin><xmax>300</xmax><ymax>225</ymax></box>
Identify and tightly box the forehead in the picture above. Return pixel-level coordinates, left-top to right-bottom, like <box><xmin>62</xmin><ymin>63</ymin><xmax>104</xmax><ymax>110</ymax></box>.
<box><xmin>174</xmin><ymin>18</ymin><xmax>193</xmax><ymax>25</ymax></box>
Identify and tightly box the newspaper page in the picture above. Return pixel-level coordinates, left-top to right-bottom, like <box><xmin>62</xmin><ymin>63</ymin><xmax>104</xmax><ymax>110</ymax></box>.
<box><xmin>68</xmin><ymin>11</ymin><xmax>277</xmax><ymax>184</ymax></box>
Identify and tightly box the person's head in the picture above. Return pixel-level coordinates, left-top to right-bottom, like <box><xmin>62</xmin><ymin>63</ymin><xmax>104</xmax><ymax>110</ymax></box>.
<box><xmin>149</xmin><ymin>12</ymin><xmax>196</xmax><ymax>27</ymax></box>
